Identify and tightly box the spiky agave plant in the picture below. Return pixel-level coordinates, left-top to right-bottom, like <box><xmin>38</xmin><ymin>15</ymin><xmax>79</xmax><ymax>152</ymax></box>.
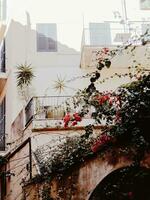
<box><xmin>16</xmin><ymin>63</ymin><xmax>35</xmax><ymax>89</ymax></box>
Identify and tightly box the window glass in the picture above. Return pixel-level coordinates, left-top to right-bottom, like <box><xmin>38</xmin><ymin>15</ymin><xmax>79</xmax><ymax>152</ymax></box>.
<box><xmin>36</xmin><ymin>23</ymin><xmax>57</xmax><ymax>52</ymax></box>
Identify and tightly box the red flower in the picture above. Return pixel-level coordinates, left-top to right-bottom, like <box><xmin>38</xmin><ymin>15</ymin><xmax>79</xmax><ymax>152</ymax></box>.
<box><xmin>64</xmin><ymin>122</ymin><xmax>69</xmax><ymax>128</ymax></box>
<box><xmin>73</xmin><ymin>113</ymin><xmax>82</xmax><ymax>122</ymax></box>
<box><xmin>99</xmin><ymin>95</ymin><xmax>110</xmax><ymax>105</ymax></box>
<box><xmin>104</xmin><ymin>95</ymin><xmax>110</xmax><ymax>101</ymax></box>
<box><xmin>63</xmin><ymin>113</ymin><xmax>71</xmax><ymax>123</ymax></box>
<box><xmin>91</xmin><ymin>134</ymin><xmax>112</xmax><ymax>153</ymax></box>
<box><xmin>109</xmin><ymin>99</ymin><xmax>113</xmax><ymax>106</ymax></box>
<box><xmin>72</xmin><ymin>121</ymin><xmax>78</xmax><ymax>126</ymax></box>
<box><xmin>63</xmin><ymin>113</ymin><xmax>71</xmax><ymax>127</ymax></box>
<box><xmin>91</xmin><ymin>139</ymin><xmax>102</xmax><ymax>152</ymax></box>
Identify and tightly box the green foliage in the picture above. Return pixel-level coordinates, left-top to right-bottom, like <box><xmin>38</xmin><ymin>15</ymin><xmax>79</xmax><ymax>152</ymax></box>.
<box><xmin>16</xmin><ymin>63</ymin><xmax>35</xmax><ymax>89</ymax></box>
<box><xmin>35</xmin><ymin>128</ymin><xmax>95</xmax><ymax>176</ymax></box>
<box><xmin>42</xmin><ymin>185</ymin><xmax>53</xmax><ymax>200</ymax></box>
<box><xmin>88</xmin><ymin>74</ymin><xmax>150</xmax><ymax>165</ymax></box>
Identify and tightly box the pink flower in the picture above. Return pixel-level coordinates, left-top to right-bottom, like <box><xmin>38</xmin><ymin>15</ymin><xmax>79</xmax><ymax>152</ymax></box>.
<box><xmin>102</xmin><ymin>47</ymin><xmax>109</xmax><ymax>54</ymax></box>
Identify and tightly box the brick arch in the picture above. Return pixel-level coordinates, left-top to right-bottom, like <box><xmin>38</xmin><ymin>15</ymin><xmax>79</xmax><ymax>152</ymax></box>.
<box><xmin>88</xmin><ymin>166</ymin><xmax>150</xmax><ymax>200</ymax></box>
<box><xmin>49</xmin><ymin>155</ymin><xmax>132</xmax><ymax>200</ymax></box>
<box><xmin>81</xmin><ymin>156</ymin><xmax>132</xmax><ymax>200</ymax></box>
<box><xmin>24</xmin><ymin>155</ymin><xmax>132</xmax><ymax>200</ymax></box>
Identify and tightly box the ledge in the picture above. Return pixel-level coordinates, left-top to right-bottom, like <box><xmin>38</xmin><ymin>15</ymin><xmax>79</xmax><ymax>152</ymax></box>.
<box><xmin>32</xmin><ymin>125</ymin><xmax>105</xmax><ymax>132</ymax></box>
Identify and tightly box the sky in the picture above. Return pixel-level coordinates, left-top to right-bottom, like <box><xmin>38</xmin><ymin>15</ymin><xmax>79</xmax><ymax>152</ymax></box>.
<box><xmin>7</xmin><ymin>0</ymin><xmax>150</xmax><ymax>51</ymax></box>
<box><xmin>9</xmin><ymin>0</ymin><xmax>150</xmax><ymax>23</ymax></box>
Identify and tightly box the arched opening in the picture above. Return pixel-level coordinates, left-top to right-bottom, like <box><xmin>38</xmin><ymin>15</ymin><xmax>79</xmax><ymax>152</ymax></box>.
<box><xmin>89</xmin><ymin>166</ymin><xmax>150</xmax><ymax>200</ymax></box>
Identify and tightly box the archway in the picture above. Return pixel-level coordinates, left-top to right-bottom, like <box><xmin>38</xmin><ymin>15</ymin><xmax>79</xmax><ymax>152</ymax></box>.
<box><xmin>89</xmin><ymin>166</ymin><xmax>150</xmax><ymax>200</ymax></box>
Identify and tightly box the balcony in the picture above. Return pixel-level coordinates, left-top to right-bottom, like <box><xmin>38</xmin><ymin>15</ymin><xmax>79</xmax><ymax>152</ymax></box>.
<box><xmin>81</xmin><ymin>21</ymin><xmax>150</xmax><ymax>68</ymax></box>
<box><xmin>25</xmin><ymin>96</ymin><xmax>94</xmax><ymax>130</ymax></box>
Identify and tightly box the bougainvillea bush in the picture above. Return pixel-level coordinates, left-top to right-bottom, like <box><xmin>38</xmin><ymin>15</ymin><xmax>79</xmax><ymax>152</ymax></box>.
<box><xmin>91</xmin><ymin>74</ymin><xmax>150</xmax><ymax>164</ymax></box>
<box><xmin>63</xmin><ymin>73</ymin><xmax>150</xmax><ymax>165</ymax></box>
<box><xmin>62</xmin><ymin>30</ymin><xmax>150</xmax><ymax>165</ymax></box>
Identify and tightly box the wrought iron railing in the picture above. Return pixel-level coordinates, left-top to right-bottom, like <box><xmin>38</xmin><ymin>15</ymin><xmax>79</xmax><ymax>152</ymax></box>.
<box><xmin>25</xmin><ymin>96</ymin><xmax>71</xmax><ymax>126</ymax></box>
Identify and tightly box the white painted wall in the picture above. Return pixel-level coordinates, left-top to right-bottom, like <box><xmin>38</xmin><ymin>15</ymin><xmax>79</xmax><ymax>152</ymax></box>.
<box><xmin>3</xmin><ymin>0</ymin><xmax>150</xmax><ymax>142</ymax></box>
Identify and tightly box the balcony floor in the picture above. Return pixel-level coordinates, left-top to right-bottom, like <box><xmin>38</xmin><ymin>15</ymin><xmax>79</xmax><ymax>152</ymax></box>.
<box><xmin>32</xmin><ymin>118</ymin><xmax>95</xmax><ymax>130</ymax></box>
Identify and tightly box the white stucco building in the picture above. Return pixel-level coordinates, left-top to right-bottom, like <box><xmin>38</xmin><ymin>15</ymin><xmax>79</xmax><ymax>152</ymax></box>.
<box><xmin>0</xmin><ymin>0</ymin><xmax>149</xmax><ymax>199</ymax></box>
<box><xmin>0</xmin><ymin>0</ymin><xmax>149</xmax><ymax>151</ymax></box>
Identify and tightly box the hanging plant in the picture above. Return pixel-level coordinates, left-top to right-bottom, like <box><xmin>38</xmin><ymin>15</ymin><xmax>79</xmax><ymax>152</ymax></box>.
<box><xmin>16</xmin><ymin>63</ymin><xmax>35</xmax><ymax>102</ymax></box>
<box><xmin>16</xmin><ymin>63</ymin><xmax>35</xmax><ymax>89</ymax></box>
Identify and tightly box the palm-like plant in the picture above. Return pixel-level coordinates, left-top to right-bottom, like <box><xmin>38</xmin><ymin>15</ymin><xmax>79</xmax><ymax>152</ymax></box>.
<box><xmin>16</xmin><ymin>63</ymin><xmax>35</xmax><ymax>89</ymax></box>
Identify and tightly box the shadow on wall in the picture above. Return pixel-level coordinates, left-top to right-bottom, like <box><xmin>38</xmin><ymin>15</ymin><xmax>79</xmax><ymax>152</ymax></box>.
<box><xmin>6</xmin><ymin>12</ymin><xmax>80</xmax><ymax>69</ymax></box>
<box><xmin>5</xmin><ymin>12</ymin><xmax>82</xmax><ymax>141</ymax></box>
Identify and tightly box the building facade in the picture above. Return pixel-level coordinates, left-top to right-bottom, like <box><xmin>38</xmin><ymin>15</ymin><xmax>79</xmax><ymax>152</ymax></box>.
<box><xmin>0</xmin><ymin>0</ymin><xmax>150</xmax><ymax>199</ymax></box>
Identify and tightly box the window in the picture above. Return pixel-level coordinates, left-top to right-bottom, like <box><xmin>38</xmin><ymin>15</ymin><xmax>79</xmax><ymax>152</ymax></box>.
<box><xmin>0</xmin><ymin>0</ymin><xmax>7</xmax><ymax>21</ymax></box>
<box><xmin>140</xmin><ymin>0</ymin><xmax>150</xmax><ymax>10</ymax></box>
<box><xmin>89</xmin><ymin>23</ymin><xmax>111</xmax><ymax>45</ymax></box>
<box><xmin>36</xmin><ymin>23</ymin><xmax>57</xmax><ymax>52</ymax></box>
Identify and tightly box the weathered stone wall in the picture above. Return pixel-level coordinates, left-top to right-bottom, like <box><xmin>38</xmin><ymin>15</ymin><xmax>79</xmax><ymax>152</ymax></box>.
<box><xmin>24</xmin><ymin>155</ymin><xmax>132</xmax><ymax>200</ymax></box>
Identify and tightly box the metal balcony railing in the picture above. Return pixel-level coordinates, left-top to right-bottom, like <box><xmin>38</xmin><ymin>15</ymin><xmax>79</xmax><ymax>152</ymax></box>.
<box><xmin>81</xmin><ymin>22</ymin><xmax>150</xmax><ymax>47</ymax></box>
<box><xmin>25</xmin><ymin>96</ymin><xmax>72</xmax><ymax>126</ymax></box>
